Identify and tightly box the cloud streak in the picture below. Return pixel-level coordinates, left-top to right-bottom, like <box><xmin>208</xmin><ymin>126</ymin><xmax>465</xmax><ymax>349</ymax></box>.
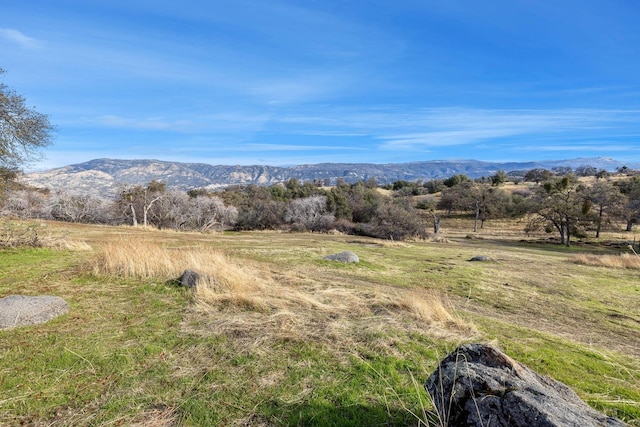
<box><xmin>0</xmin><ymin>28</ymin><xmax>40</xmax><ymax>49</ymax></box>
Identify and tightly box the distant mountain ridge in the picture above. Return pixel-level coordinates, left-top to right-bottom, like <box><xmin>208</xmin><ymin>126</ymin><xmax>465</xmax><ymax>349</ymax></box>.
<box><xmin>22</xmin><ymin>157</ymin><xmax>638</xmax><ymax>198</ymax></box>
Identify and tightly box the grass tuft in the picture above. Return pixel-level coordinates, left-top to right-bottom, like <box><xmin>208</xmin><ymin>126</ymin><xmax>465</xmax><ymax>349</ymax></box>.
<box><xmin>570</xmin><ymin>253</ymin><xmax>640</xmax><ymax>269</ymax></box>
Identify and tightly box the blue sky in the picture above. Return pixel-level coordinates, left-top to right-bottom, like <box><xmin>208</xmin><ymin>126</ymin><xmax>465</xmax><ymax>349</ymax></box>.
<box><xmin>3</xmin><ymin>0</ymin><xmax>640</xmax><ymax>170</ymax></box>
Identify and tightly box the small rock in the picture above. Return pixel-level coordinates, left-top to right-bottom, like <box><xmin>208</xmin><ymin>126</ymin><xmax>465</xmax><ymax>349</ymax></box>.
<box><xmin>323</xmin><ymin>251</ymin><xmax>359</xmax><ymax>263</ymax></box>
<box><xmin>179</xmin><ymin>269</ymin><xmax>201</xmax><ymax>288</ymax></box>
<box><xmin>0</xmin><ymin>295</ymin><xmax>69</xmax><ymax>330</ymax></box>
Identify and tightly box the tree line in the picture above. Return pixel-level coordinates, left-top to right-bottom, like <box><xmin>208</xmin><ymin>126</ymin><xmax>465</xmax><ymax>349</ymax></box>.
<box><xmin>3</xmin><ymin>71</ymin><xmax>640</xmax><ymax>245</ymax></box>
<box><xmin>2</xmin><ymin>167</ymin><xmax>640</xmax><ymax>246</ymax></box>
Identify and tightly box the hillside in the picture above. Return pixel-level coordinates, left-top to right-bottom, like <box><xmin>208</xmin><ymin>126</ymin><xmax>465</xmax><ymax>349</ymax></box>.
<box><xmin>22</xmin><ymin>157</ymin><xmax>635</xmax><ymax>197</ymax></box>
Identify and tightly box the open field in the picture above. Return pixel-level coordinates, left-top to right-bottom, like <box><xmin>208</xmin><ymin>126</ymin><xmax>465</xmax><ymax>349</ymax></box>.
<box><xmin>1</xmin><ymin>219</ymin><xmax>639</xmax><ymax>426</ymax></box>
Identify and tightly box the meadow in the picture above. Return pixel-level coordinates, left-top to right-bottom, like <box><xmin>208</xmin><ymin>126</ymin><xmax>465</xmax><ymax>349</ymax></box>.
<box><xmin>0</xmin><ymin>219</ymin><xmax>639</xmax><ymax>426</ymax></box>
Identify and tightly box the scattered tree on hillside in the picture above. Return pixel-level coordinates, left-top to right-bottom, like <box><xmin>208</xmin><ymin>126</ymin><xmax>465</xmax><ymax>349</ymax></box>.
<box><xmin>552</xmin><ymin>166</ymin><xmax>573</xmax><ymax>176</ymax></box>
<box><xmin>437</xmin><ymin>182</ymin><xmax>474</xmax><ymax>216</ymax></box>
<box><xmin>489</xmin><ymin>170</ymin><xmax>508</xmax><ymax>186</ymax></box>
<box><xmin>443</xmin><ymin>174</ymin><xmax>470</xmax><ymax>188</ymax></box>
<box><xmin>586</xmin><ymin>180</ymin><xmax>624</xmax><ymax>238</ymax></box>
<box><xmin>575</xmin><ymin>165</ymin><xmax>598</xmax><ymax>177</ymax></box>
<box><xmin>615</xmin><ymin>177</ymin><xmax>640</xmax><ymax>231</ymax></box>
<box><xmin>526</xmin><ymin>175</ymin><xmax>588</xmax><ymax>246</ymax></box>
<box><xmin>524</xmin><ymin>168</ymin><xmax>553</xmax><ymax>185</ymax></box>
<box><xmin>424</xmin><ymin>179</ymin><xmax>445</xmax><ymax>194</ymax></box>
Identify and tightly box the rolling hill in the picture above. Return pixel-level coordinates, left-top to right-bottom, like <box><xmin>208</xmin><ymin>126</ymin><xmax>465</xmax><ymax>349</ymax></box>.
<box><xmin>22</xmin><ymin>157</ymin><xmax>635</xmax><ymax>198</ymax></box>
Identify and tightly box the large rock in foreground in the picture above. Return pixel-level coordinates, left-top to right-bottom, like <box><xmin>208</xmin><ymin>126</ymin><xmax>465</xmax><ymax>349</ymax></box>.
<box><xmin>0</xmin><ymin>295</ymin><xmax>69</xmax><ymax>330</ymax></box>
<box><xmin>425</xmin><ymin>343</ymin><xmax>627</xmax><ymax>427</ymax></box>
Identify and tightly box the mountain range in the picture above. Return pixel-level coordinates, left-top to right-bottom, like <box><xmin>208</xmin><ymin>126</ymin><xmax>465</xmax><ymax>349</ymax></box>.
<box><xmin>22</xmin><ymin>157</ymin><xmax>637</xmax><ymax>198</ymax></box>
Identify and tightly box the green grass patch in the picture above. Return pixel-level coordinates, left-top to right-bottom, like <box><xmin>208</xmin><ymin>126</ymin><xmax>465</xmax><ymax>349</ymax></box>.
<box><xmin>0</xmin><ymin>223</ymin><xmax>639</xmax><ymax>425</ymax></box>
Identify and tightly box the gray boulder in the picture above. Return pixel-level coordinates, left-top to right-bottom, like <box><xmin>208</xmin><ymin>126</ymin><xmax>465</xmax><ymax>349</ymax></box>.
<box><xmin>0</xmin><ymin>295</ymin><xmax>69</xmax><ymax>330</ymax></box>
<box><xmin>323</xmin><ymin>251</ymin><xmax>359</xmax><ymax>263</ymax></box>
<box><xmin>425</xmin><ymin>343</ymin><xmax>628</xmax><ymax>427</ymax></box>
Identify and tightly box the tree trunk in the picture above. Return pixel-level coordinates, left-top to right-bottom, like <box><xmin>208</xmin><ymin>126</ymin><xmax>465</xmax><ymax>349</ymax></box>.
<box><xmin>130</xmin><ymin>204</ymin><xmax>138</xmax><ymax>227</ymax></box>
<box><xmin>430</xmin><ymin>211</ymin><xmax>441</xmax><ymax>234</ymax></box>
<box><xmin>595</xmin><ymin>205</ymin><xmax>604</xmax><ymax>238</ymax></box>
<box><xmin>473</xmin><ymin>201</ymin><xmax>480</xmax><ymax>233</ymax></box>
<box><xmin>142</xmin><ymin>195</ymin><xmax>163</xmax><ymax>228</ymax></box>
<box><xmin>565</xmin><ymin>215</ymin><xmax>571</xmax><ymax>247</ymax></box>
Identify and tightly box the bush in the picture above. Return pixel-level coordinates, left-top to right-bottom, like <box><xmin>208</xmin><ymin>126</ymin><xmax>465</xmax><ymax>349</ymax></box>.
<box><xmin>0</xmin><ymin>221</ymin><xmax>41</xmax><ymax>248</ymax></box>
<box><xmin>360</xmin><ymin>203</ymin><xmax>428</xmax><ymax>241</ymax></box>
<box><xmin>235</xmin><ymin>200</ymin><xmax>286</xmax><ymax>230</ymax></box>
<box><xmin>332</xmin><ymin>218</ymin><xmax>357</xmax><ymax>234</ymax></box>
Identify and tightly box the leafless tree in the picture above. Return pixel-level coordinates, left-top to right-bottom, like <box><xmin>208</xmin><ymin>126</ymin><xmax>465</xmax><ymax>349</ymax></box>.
<box><xmin>50</xmin><ymin>191</ymin><xmax>110</xmax><ymax>223</ymax></box>
<box><xmin>0</xmin><ymin>188</ymin><xmax>50</xmax><ymax>219</ymax></box>
<box><xmin>0</xmin><ymin>69</ymin><xmax>54</xmax><ymax>193</ymax></box>
<box><xmin>285</xmin><ymin>195</ymin><xmax>334</xmax><ymax>231</ymax></box>
<box><xmin>117</xmin><ymin>180</ymin><xmax>166</xmax><ymax>227</ymax></box>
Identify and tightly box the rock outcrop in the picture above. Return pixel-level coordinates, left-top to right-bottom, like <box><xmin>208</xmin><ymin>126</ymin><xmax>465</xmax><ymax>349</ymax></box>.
<box><xmin>0</xmin><ymin>295</ymin><xmax>69</xmax><ymax>330</ymax></box>
<box><xmin>425</xmin><ymin>343</ymin><xmax>628</xmax><ymax>427</ymax></box>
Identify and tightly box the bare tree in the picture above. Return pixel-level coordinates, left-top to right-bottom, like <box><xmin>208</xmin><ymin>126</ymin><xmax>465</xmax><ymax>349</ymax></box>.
<box><xmin>0</xmin><ymin>69</ymin><xmax>54</xmax><ymax>193</ymax></box>
<box><xmin>117</xmin><ymin>180</ymin><xmax>166</xmax><ymax>227</ymax></box>
<box><xmin>147</xmin><ymin>190</ymin><xmax>189</xmax><ymax>229</ymax></box>
<box><xmin>0</xmin><ymin>189</ymin><xmax>50</xmax><ymax>219</ymax></box>
<box><xmin>285</xmin><ymin>195</ymin><xmax>334</xmax><ymax>231</ymax></box>
<box><xmin>50</xmin><ymin>191</ymin><xmax>110</xmax><ymax>223</ymax></box>
<box><xmin>188</xmin><ymin>195</ymin><xmax>238</xmax><ymax>231</ymax></box>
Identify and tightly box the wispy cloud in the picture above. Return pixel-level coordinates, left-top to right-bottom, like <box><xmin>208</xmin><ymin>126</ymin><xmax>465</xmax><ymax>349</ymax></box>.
<box><xmin>94</xmin><ymin>112</ymin><xmax>273</xmax><ymax>134</ymax></box>
<box><xmin>0</xmin><ymin>28</ymin><xmax>40</xmax><ymax>49</ymax></box>
<box><xmin>244</xmin><ymin>143</ymin><xmax>366</xmax><ymax>151</ymax></box>
<box><xmin>356</xmin><ymin>108</ymin><xmax>640</xmax><ymax>150</ymax></box>
<box><xmin>96</xmin><ymin>115</ymin><xmax>195</xmax><ymax>132</ymax></box>
<box><xmin>515</xmin><ymin>144</ymin><xmax>632</xmax><ymax>153</ymax></box>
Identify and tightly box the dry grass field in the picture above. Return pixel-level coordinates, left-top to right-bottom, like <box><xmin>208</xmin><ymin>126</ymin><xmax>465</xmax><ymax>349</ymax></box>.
<box><xmin>1</xmin><ymin>218</ymin><xmax>639</xmax><ymax>425</ymax></box>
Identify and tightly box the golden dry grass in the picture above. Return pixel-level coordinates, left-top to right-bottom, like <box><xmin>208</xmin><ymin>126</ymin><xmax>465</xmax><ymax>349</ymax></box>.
<box><xmin>92</xmin><ymin>236</ymin><xmax>476</xmax><ymax>355</ymax></box>
<box><xmin>40</xmin><ymin>235</ymin><xmax>92</xmax><ymax>251</ymax></box>
<box><xmin>92</xmin><ymin>239</ymin><xmax>235</xmax><ymax>280</ymax></box>
<box><xmin>570</xmin><ymin>252</ymin><xmax>640</xmax><ymax>270</ymax></box>
<box><xmin>0</xmin><ymin>220</ymin><xmax>92</xmax><ymax>251</ymax></box>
